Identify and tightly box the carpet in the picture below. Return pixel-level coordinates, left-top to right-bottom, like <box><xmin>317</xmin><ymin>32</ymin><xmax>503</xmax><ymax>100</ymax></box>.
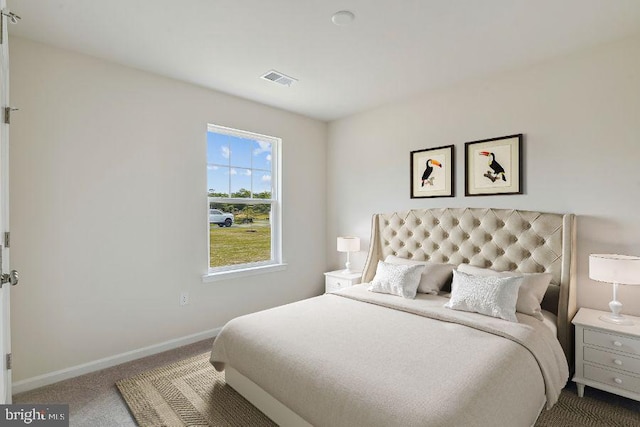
<box><xmin>118</xmin><ymin>352</ymin><xmax>640</xmax><ymax>426</ymax></box>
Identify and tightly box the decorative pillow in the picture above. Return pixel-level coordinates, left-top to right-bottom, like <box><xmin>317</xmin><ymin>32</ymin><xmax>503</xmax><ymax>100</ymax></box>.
<box><xmin>368</xmin><ymin>261</ymin><xmax>423</xmax><ymax>299</ymax></box>
<box><xmin>444</xmin><ymin>270</ymin><xmax>523</xmax><ymax>322</ymax></box>
<box><xmin>456</xmin><ymin>264</ymin><xmax>552</xmax><ymax>321</ymax></box>
<box><xmin>384</xmin><ymin>255</ymin><xmax>454</xmax><ymax>294</ymax></box>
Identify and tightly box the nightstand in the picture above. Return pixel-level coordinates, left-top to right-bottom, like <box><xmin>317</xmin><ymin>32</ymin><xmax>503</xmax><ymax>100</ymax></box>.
<box><xmin>572</xmin><ymin>307</ymin><xmax>640</xmax><ymax>401</ymax></box>
<box><xmin>324</xmin><ymin>270</ymin><xmax>362</xmax><ymax>293</ymax></box>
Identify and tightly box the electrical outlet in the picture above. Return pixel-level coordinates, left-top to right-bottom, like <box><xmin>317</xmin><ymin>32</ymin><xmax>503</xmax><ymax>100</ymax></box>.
<box><xmin>180</xmin><ymin>292</ymin><xmax>189</xmax><ymax>306</ymax></box>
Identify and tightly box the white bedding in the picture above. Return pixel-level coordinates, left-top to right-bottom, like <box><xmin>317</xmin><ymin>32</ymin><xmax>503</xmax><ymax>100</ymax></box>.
<box><xmin>541</xmin><ymin>310</ymin><xmax>558</xmax><ymax>336</ymax></box>
<box><xmin>211</xmin><ymin>285</ymin><xmax>568</xmax><ymax>427</ymax></box>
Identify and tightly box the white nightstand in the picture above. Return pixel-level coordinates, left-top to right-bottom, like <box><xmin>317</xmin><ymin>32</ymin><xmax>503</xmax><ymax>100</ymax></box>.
<box><xmin>572</xmin><ymin>307</ymin><xmax>640</xmax><ymax>401</ymax></box>
<box><xmin>324</xmin><ymin>270</ymin><xmax>362</xmax><ymax>293</ymax></box>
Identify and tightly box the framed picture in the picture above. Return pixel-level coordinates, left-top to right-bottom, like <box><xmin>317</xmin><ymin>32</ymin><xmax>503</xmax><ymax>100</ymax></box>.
<box><xmin>465</xmin><ymin>134</ymin><xmax>523</xmax><ymax>196</ymax></box>
<box><xmin>410</xmin><ymin>145</ymin><xmax>454</xmax><ymax>198</ymax></box>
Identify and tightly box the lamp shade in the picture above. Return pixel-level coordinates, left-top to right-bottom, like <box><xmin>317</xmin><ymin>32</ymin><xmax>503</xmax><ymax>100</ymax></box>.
<box><xmin>337</xmin><ymin>236</ymin><xmax>360</xmax><ymax>253</ymax></box>
<box><xmin>589</xmin><ymin>254</ymin><xmax>640</xmax><ymax>285</ymax></box>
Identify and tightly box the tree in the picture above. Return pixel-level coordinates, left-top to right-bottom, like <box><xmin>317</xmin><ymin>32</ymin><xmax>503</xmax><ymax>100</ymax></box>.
<box><xmin>254</xmin><ymin>191</ymin><xmax>272</xmax><ymax>199</ymax></box>
<box><xmin>231</xmin><ymin>188</ymin><xmax>251</xmax><ymax>198</ymax></box>
<box><xmin>211</xmin><ymin>188</ymin><xmax>271</xmax><ymax>218</ymax></box>
<box><xmin>210</xmin><ymin>202</ymin><xmax>235</xmax><ymax>212</ymax></box>
<box><xmin>208</xmin><ymin>189</ymin><xmax>229</xmax><ymax>198</ymax></box>
<box><xmin>241</xmin><ymin>205</ymin><xmax>255</xmax><ymax>223</ymax></box>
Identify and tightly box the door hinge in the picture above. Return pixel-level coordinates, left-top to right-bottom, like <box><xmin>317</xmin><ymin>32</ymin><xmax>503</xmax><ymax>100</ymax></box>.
<box><xmin>0</xmin><ymin>9</ymin><xmax>20</xmax><ymax>44</ymax></box>
<box><xmin>4</xmin><ymin>107</ymin><xmax>18</xmax><ymax>124</ymax></box>
<box><xmin>4</xmin><ymin>232</ymin><xmax>8</xmax><ymax>248</ymax></box>
<box><xmin>1</xmin><ymin>10</ymin><xmax>21</xmax><ymax>25</ymax></box>
<box><xmin>5</xmin><ymin>353</ymin><xmax>11</xmax><ymax>370</ymax></box>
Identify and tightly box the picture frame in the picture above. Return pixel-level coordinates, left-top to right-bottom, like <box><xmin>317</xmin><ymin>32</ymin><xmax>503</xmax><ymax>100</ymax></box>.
<box><xmin>410</xmin><ymin>145</ymin><xmax>454</xmax><ymax>198</ymax></box>
<box><xmin>464</xmin><ymin>134</ymin><xmax>523</xmax><ymax>196</ymax></box>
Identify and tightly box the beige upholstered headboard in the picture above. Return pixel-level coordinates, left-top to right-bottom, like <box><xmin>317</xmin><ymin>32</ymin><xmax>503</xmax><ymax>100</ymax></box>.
<box><xmin>361</xmin><ymin>208</ymin><xmax>577</xmax><ymax>362</ymax></box>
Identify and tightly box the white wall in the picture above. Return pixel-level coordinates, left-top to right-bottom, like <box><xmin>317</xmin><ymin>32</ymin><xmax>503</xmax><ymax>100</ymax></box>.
<box><xmin>327</xmin><ymin>35</ymin><xmax>640</xmax><ymax>315</ymax></box>
<box><xmin>9</xmin><ymin>37</ymin><xmax>327</xmax><ymax>382</ymax></box>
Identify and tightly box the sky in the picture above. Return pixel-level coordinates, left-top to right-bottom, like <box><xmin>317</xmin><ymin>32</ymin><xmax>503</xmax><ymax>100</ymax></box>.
<box><xmin>207</xmin><ymin>131</ymin><xmax>273</xmax><ymax>196</ymax></box>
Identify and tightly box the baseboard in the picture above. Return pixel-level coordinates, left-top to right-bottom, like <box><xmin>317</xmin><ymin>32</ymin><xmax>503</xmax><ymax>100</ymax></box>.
<box><xmin>12</xmin><ymin>327</ymin><xmax>222</xmax><ymax>395</ymax></box>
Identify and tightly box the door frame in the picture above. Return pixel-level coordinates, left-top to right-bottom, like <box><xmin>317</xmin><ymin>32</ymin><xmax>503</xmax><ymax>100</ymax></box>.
<box><xmin>0</xmin><ymin>0</ymin><xmax>12</xmax><ymax>404</ymax></box>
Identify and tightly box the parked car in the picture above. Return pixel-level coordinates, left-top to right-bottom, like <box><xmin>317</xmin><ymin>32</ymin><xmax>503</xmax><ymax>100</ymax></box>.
<box><xmin>209</xmin><ymin>209</ymin><xmax>234</xmax><ymax>227</ymax></box>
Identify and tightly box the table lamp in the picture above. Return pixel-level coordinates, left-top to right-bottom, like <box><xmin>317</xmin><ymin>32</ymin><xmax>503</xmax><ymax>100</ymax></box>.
<box><xmin>337</xmin><ymin>237</ymin><xmax>360</xmax><ymax>272</ymax></box>
<box><xmin>589</xmin><ymin>254</ymin><xmax>640</xmax><ymax>325</ymax></box>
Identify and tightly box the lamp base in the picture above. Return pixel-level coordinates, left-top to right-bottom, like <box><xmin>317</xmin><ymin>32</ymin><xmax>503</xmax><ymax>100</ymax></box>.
<box><xmin>601</xmin><ymin>286</ymin><xmax>634</xmax><ymax>325</ymax></box>
<box><xmin>599</xmin><ymin>313</ymin><xmax>634</xmax><ymax>326</ymax></box>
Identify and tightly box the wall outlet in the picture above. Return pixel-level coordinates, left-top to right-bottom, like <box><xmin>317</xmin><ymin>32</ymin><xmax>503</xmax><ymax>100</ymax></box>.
<box><xmin>180</xmin><ymin>292</ymin><xmax>189</xmax><ymax>306</ymax></box>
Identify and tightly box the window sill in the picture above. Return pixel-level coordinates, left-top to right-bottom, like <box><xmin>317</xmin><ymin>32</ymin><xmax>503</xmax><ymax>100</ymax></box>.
<box><xmin>202</xmin><ymin>263</ymin><xmax>288</xmax><ymax>283</ymax></box>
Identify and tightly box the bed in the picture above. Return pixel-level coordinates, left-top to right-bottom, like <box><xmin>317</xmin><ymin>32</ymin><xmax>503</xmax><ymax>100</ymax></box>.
<box><xmin>210</xmin><ymin>208</ymin><xmax>577</xmax><ymax>426</ymax></box>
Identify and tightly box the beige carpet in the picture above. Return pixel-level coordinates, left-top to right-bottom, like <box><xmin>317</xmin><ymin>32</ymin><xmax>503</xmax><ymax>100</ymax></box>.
<box><xmin>118</xmin><ymin>352</ymin><xmax>640</xmax><ymax>427</ymax></box>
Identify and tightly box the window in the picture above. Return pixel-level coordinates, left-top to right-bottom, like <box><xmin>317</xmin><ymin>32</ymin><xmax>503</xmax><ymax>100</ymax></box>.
<box><xmin>205</xmin><ymin>124</ymin><xmax>282</xmax><ymax>279</ymax></box>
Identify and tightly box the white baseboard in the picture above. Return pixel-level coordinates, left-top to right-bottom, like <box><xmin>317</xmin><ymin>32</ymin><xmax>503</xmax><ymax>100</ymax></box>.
<box><xmin>12</xmin><ymin>327</ymin><xmax>222</xmax><ymax>395</ymax></box>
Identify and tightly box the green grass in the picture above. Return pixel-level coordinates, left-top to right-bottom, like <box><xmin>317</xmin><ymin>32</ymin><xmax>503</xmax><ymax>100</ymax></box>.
<box><xmin>210</xmin><ymin>220</ymin><xmax>271</xmax><ymax>267</ymax></box>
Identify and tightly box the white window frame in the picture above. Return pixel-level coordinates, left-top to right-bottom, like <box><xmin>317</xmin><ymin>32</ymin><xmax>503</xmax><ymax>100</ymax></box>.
<box><xmin>202</xmin><ymin>124</ymin><xmax>285</xmax><ymax>282</ymax></box>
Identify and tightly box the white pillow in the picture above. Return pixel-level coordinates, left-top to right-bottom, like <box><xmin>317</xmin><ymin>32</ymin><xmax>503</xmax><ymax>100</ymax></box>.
<box><xmin>368</xmin><ymin>261</ymin><xmax>423</xmax><ymax>299</ymax></box>
<box><xmin>456</xmin><ymin>264</ymin><xmax>552</xmax><ymax>321</ymax></box>
<box><xmin>445</xmin><ymin>270</ymin><xmax>523</xmax><ymax>322</ymax></box>
<box><xmin>384</xmin><ymin>255</ymin><xmax>454</xmax><ymax>294</ymax></box>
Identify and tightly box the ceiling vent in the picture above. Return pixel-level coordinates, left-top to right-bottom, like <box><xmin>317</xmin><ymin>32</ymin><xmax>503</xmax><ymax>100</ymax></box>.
<box><xmin>260</xmin><ymin>70</ymin><xmax>297</xmax><ymax>87</ymax></box>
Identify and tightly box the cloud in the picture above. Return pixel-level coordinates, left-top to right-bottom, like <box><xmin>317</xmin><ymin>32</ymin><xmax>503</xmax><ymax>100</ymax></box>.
<box><xmin>207</xmin><ymin>165</ymin><xmax>219</xmax><ymax>170</ymax></box>
<box><xmin>230</xmin><ymin>168</ymin><xmax>237</xmax><ymax>175</ymax></box>
<box><xmin>221</xmin><ymin>146</ymin><xmax>230</xmax><ymax>159</ymax></box>
<box><xmin>266</xmin><ymin>154</ymin><xmax>272</xmax><ymax>162</ymax></box>
<box><xmin>261</xmin><ymin>174</ymin><xmax>271</xmax><ymax>182</ymax></box>
<box><xmin>253</xmin><ymin>141</ymin><xmax>272</xmax><ymax>156</ymax></box>
<box><xmin>244</xmin><ymin>170</ymin><xmax>252</xmax><ymax>176</ymax></box>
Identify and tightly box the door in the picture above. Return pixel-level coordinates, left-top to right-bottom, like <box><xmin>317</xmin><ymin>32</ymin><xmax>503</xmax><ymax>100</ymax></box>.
<box><xmin>0</xmin><ymin>0</ymin><xmax>15</xmax><ymax>404</ymax></box>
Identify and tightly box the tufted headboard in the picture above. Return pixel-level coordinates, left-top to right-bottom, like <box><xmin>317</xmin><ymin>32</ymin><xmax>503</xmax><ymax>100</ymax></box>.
<box><xmin>361</xmin><ymin>208</ymin><xmax>577</xmax><ymax>362</ymax></box>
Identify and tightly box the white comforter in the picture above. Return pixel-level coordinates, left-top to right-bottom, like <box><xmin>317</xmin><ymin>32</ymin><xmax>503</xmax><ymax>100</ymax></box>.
<box><xmin>210</xmin><ymin>285</ymin><xmax>569</xmax><ymax>427</ymax></box>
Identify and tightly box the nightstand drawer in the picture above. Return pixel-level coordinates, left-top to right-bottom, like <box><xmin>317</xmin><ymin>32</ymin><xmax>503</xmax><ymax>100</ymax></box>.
<box><xmin>324</xmin><ymin>270</ymin><xmax>361</xmax><ymax>294</ymax></box>
<box><xmin>326</xmin><ymin>276</ymin><xmax>349</xmax><ymax>292</ymax></box>
<box><xmin>584</xmin><ymin>347</ymin><xmax>640</xmax><ymax>375</ymax></box>
<box><xmin>584</xmin><ymin>329</ymin><xmax>640</xmax><ymax>355</ymax></box>
<box><xmin>584</xmin><ymin>364</ymin><xmax>640</xmax><ymax>394</ymax></box>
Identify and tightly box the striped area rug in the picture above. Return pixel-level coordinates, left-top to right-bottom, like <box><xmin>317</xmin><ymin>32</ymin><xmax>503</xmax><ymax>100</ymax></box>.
<box><xmin>536</xmin><ymin>385</ymin><xmax>640</xmax><ymax>426</ymax></box>
<box><xmin>116</xmin><ymin>353</ymin><xmax>275</xmax><ymax>426</ymax></box>
<box><xmin>117</xmin><ymin>352</ymin><xmax>640</xmax><ymax>426</ymax></box>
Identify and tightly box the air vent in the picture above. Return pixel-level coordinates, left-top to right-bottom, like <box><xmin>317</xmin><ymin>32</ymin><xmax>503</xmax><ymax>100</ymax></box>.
<box><xmin>260</xmin><ymin>70</ymin><xmax>297</xmax><ymax>87</ymax></box>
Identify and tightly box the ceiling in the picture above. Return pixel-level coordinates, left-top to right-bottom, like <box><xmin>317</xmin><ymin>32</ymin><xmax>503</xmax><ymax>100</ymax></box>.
<box><xmin>7</xmin><ymin>0</ymin><xmax>640</xmax><ymax>121</ymax></box>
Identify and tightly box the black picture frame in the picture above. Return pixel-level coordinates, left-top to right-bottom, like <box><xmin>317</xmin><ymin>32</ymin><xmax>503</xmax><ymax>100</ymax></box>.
<box><xmin>464</xmin><ymin>134</ymin><xmax>523</xmax><ymax>196</ymax></box>
<box><xmin>410</xmin><ymin>145</ymin><xmax>455</xmax><ymax>199</ymax></box>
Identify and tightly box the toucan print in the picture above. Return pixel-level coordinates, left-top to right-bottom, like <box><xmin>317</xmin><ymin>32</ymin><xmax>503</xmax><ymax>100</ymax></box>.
<box><xmin>421</xmin><ymin>159</ymin><xmax>442</xmax><ymax>186</ymax></box>
<box><xmin>479</xmin><ymin>151</ymin><xmax>506</xmax><ymax>182</ymax></box>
